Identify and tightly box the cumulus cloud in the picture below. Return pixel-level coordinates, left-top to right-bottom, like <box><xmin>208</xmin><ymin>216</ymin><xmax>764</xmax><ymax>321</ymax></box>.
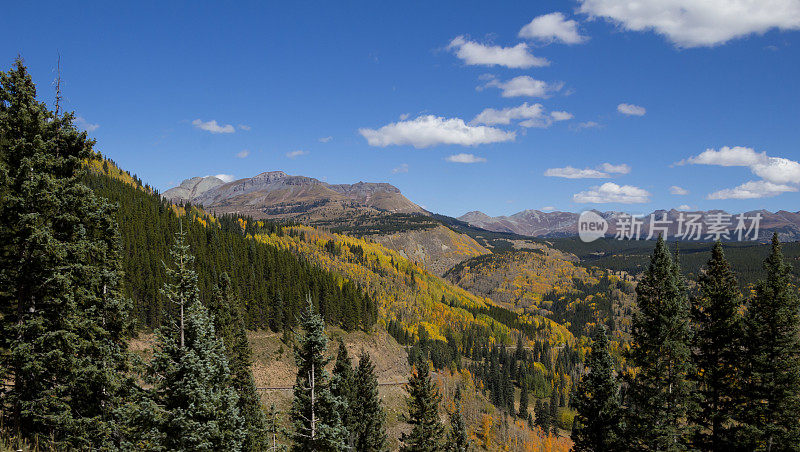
<box><xmin>545</xmin><ymin>162</ymin><xmax>630</xmax><ymax>178</ymax></box>
<box><xmin>446</xmin><ymin>153</ymin><xmax>487</xmax><ymax>164</ymax></box>
<box><xmin>448</xmin><ymin>36</ymin><xmax>549</xmax><ymax>68</ymax></box>
<box><xmin>578</xmin><ymin>0</ymin><xmax>800</xmax><ymax>48</ymax></box>
<box><xmin>75</xmin><ymin>116</ymin><xmax>99</xmax><ymax>132</ymax></box>
<box><xmin>286</xmin><ymin>150</ymin><xmax>309</xmax><ymax>159</ymax></box>
<box><xmin>617</xmin><ymin>103</ymin><xmax>646</xmax><ymax>116</ymax></box>
<box><xmin>236</xmin><ymin>149</ymin><xmax>250</xmax><ymax>159</ymax></box>
<box><xmin>707</xmin><ymin>180</ymin><xmax>798</xmax><ymax>199</ymax></box>
<box><xmin>679</xmin><ymin>146</ymin><xmax>800</xmax><ymax>185</ymax></box>
<box><xmin>318</xmin><ymin>136</ymin><xmax>333</xmax><ymax>143</ymax></box>
<box><xmin>238</xmin><ymin>124</ymin><xmax>251</xmax><ymax>131</ymax></box>
<box><xmin>550</xmin><ymin>111</ymin><xmax>574</xmax><ymax>121</ymax></box>
<box><xmin>480</xmin><ymin>75</ymin><xmax>563</xmax><ymax>98</ymax></box>
<box><xmin>670</xmin><ymin>185</ymin><xmax>689</xmax><ymax>195</ymax></box>
<box><xmin>519</xmin><ymin>12</ymin><xmax>588</xmax><ymax>44</ymax></box>
<box><xmin>192</xmin><ymin>119</ymin><xmax>235</xmax><ymax>134</ymax></box>
<box><xmin>213</xmin><ymin>174</ymin><xmax>235</xmax><ymax>183</ymax></box>
<box><xmin>598</xmin><ymin>162</ymin><xmax>631</xmax><ymax>174</ymax></box>
<box><xmin>472</xmin><ymin>103</ymin><xmax>572</xmax><ymax>128</ymax></box>
<box><xmin>359</xmin><ymin>115</ymin><xmax>515</xmax><ymax>148</ymax></box>
<box><xmin>677</xmin><ymin>204</ymin><xmax>693</xmax><ymax>211</ymax></box>
<box><xmin>574</xmin><ymin>182</ymin><xmax>651</xmax><ymax>203</ymax></box>
<box><xmin>392</xmin><ymin>163</ymin><xmax>409</xmax><ymax>174</ymax></box>
<box><xmin>541</xmin><ymin>206</ymin><xmax>557</xmax><ymax>212</ymax></box>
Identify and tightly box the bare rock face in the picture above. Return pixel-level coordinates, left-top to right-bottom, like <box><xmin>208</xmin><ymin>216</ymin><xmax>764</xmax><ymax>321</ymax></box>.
<box><xmin>162</xmin><ymin>176</ymin><xmax>226</xmax><ymax>203</ymax></box>
<box><xmin>163</xmin><ymin>170</ymin><xmax>427</xmax><ymax>221</ymax></box>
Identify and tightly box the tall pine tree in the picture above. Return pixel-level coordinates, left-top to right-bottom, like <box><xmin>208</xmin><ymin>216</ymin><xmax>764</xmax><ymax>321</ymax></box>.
<box><xmin>401</xmin><ymin>358</ymin><xmax>446</xmax><ymax>452</ymax></box>
<box><xmin>624</xmin><ymin>236</ymin><xmax>693</xmax><ymax>451</ymax></box>
<box><xmin>211</xmin><ymin>273</ymin><xmax>267</xmax><ymax>452</ymax></box>
<box><xmin>0</xmin><ymin>59</ymin><xmax>133</xmax><ymax>449</ymax></box>
<box><xmin>690</xmin><ymin>242</ymin><xmax>743</xmax><ymax>451</ymax></box>
<box><xmin>330</xmin><ymin>339</ymin><xmax>356</xmax><ymax>447</ymax></box>
<box><xmin>737</xmin><ymin>234</ymin><xmax>800</xmax><ymax>451</ymax></box>
<box><xmin>571</xmin><ymin>325</ymin><xmax>621</xmax><ymax>452</ymax></box>
<box><xmin>148</xmin><ymin>231</ymin><xmax>245</xmax><ymax>451</ymax></box>
<box><xmin>290</xmin><ymin>297</ymin><xmax>347</xmax><ymax>451</ymax></box>
<box><xmin>446</xmin><ymin>386</ymin><xmax>471</xmax><ymax>452</ymax></box>
<box><xmin>352</xmin><ymin>350</ymin><xmax>388</xmax><ymax>452</ymax></box>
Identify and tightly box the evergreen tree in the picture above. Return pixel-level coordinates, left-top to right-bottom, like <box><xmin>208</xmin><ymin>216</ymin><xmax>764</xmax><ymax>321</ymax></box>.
<box><xmin>518</xmin><ymin>381</ymin><xmax>529</xmax><ymax>419</ymax></box>
<box><xmin>401</xmin><ymin>358</ymin><xmax>446</xmax><ymax>452</ymax></box>
<box><xmin>446</xmin><ymin>386</ymin><xmax>471</xmax><ymax>452</ymax></box>
<box><xmin>572</xmin><ymin>325</ymin><xmax>621</xmax><ymax>452</ymax></box>
<box><xmin>0</xmin><ymin>59</ymin><xmax>133</xmax><ymax>449</ymax></box>
<box><xmin>290</xmin><ymin>297</ymin><xmax>347</xmax><ymax>451</ymax></box>
<box><xmin>550</xmin><ymin>390</ymin><xmax>559</xmax><ymax>435</ymax></box>
<box><xmin>331</xmin><ymin>338</ymin><xmax>356</xmax><ymax>447</ymax></box>
<box><xmin>211</xmin><ymin>273</ymin><xmax>267</xmax><ymax>451</ymax></box>
<box><xmin>148</xmin><ymin>232</ymin><xmax>245</xmax><ymax>451</ymax></box>
<box><xmin>535</xmin><ymin>400</ymin><xmax>550</xmax><ymax>433</ymax></box>
<box><xmin>352</xmin><ymin>350</ymin><xmax>388</xmax><ymax>451</ymax></box>
<box><xmin>690</xmin><ymin>242</ymin><xmax>742</xmax><ymax>451</ymax></box>
<box><xmin>624</xmin><ymin>236</ymin><xmax>693</xmax><ymax>451</ymax></box>
<box><xmin>737</xmin><ymin>234</ymin><xmax>800</xmax><ymax>451</ymax></box>
<box><xmin>266</xmin><ymin>403</ymin><xmax>288</xmax><ymax>452</ymax></box>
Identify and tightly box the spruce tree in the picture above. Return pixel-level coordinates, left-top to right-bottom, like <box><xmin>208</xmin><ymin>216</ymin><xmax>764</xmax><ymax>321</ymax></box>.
<box><xmin>0</xmin><ymin>59</ymin><xmax>133</xmax><ymax>449</ymax></box>
<box><xmin>331</xmin><ymin>339</ymin><xmax>356</xmax><ymax>446</ymax></box>
<box><xmin>352</xmin><ymin>350</ymin><xmax>388</xmax><ymax>451</ymax></box>
<box><xmin>290</xmin><ymin>297</ymin><xmax>346</xmax><ymax>451</ymax></box>
<box><xmin>211</xmin><ymin>273</ymin><xmax>267</xmax><ymax>451</ymax></box>
<box><xmin>737</xmin><ymin>234</ymin><xmax>800</xmax><ymax>450</ymax></box>
<box><xmin>148</xmin><ymin>232</ymin><xmax>245</xmax><ymax>451</ymax></box>
<box><xmin>571</xmin><ymin>325</ymin><xmax>621</xmax><ymax>452</ymax></box>
<box><xmin>518</xmin><ymin>381</ymin><xmax>529</xmax><ymax>419</ymax></box>
<box><xmin>625</xmin><ymin>236</ymin><xmax>693</xmax><ymax>451</ymax></box>
<box><xmin>446</xmin><ymin>386</ymin><xmax>471</xmax><ymax>452</ymax></box>
<box><xmin>535</xmin><ymin>399</ymin><xmax>549</xmax><ymax>433</ymax></box>
<box><xmin>690</xmin><ymin>242</ymin><xmax>742</xmax><ymax>451</ymax></box>
<box><xmin>550</xmin><ymin>390</ymin><xmax>559</xmax><ymax>435</ymax></box>
<box><xmin>401</xmin><ymin>358</ymin><xmax>446</xmax><ymax>452</ymax></box>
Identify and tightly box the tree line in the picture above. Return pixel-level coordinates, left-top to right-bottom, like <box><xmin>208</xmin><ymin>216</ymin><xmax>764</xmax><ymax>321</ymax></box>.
<box><xmin>571</xmin><ymin>236</ymin><xmax>800</xmax><ymax>451</ymax></box>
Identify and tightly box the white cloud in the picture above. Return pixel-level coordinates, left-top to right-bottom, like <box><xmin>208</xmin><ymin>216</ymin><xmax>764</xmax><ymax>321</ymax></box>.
<box><xmin>446</xmin><ymin>153</ymin><xmax>487</xmax><ymax>164</ymax></box>
<box><xmin>617</xmin><ymin>103</ymin><xmax>646</xmax><ymax>116</ymax></box>
<box><xmin>75</xmin><ymin>116</ymin><xmax>99</xmax><ymax>132</ymax></box>
<box><xmin>573</xmin><ymin>182</ymin><xmax>651</xmax><ymax>203</ymax></box>
<box><xmin>572</xmin><ymin>121</ymin><xmax>601</xmax><ymax>130</ymax></box>
<box><xmin>677</xmin><ymin>204</ymin><xmax>692</xmax><ymax>211</ymax></box>
<box><xmin>238</xmin><ymin>124</ymin><xmax>251</xmax><ymax>131</ymax></box>
<box><xmin>550</xmin><ymin>111</ymin><xmax>574</xmax><ymax>121</ymax></box>
<box><xmin>598</xmin><ymin>162</ymin><xmax>631</xmax><ymax>174</ymax></box>
<box><xmin>670</xmin><ymin>185</ymin><xmax>689</xmax><ymax>195</ymax></box>
<box><xmin>399</xmin><ymin>113</ymin><xmax>410</xmax><ymax>120</ymax></box>
<box><xmin>359</xmin><ymin>115</ymin><xmax>515</xmax><ymax>148</ymax></box>
<box><xmin>236</xmin><ymin>149</ymin><xmax>250</xmax><ymax>159</ymax></box>
<box><xmin>519</xmin><ymin>12</ymin><xmax>588</xmax><ymax>44</ymax></box>
<box><xmin>707</xmin><ymin>180</ymin><xmax>798</xmax><ymax>199</ymax></box>
<box><xmin>192</xmin><ymin>119</ymin><xmax>235</xmax><ymax>134</ymax></box>
<box><xmin>448</xmin><ymin>36</ymin><xmax>549</xmax><ymax>68</ymax></box>
<box><xmin>472</xmin><ymin>102</ymin><xmax>571</xmax><ymax>128</ymax></box>
<box><xmin>578</xmin><ymin>0</ymin><xmax>800</xmax><ymax>48</ymax></box>
<box><xmin>545</xmin><ymin>166</ymin><xmax>609</xmax><ymax>179</ymax></box>
<box><xmin>392</xmin><ymin>163</ymin><xmax>409</xmax><ymax>174</ymax></box>
<box><xmin>680</xmin><ymin>146</ymin><xmax>800</xmax><ymax>184</ymax></box>
<box><xmin>541</xmin><ymin>206</ymin><xmax>556</xmax><ymax>212</ymax></box>
<box><xmin>286</xmin><ymin>150</ymin><xmax>309</xmax><ymax>159</ymax></box>
<box><xmin>214</xmin><ymin>174</ymin><xmax>235</xmax><ymax>183</ymax></box>
<box><xmin>318</xmin><ymin>136</ymin><xmax>333</xmax><ymax>143</ymax></box>
<box><xmin>545</xmin><ymin>162</ymin><xmax>629</xmax><ymax>178</ymax></box>
<box><xmin>481</xmin><ymin>75</ymin><xmax>563</xmax><ymax>98</ymax></box>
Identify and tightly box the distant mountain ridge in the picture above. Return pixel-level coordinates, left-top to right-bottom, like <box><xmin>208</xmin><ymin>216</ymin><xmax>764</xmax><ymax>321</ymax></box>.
<box><xmin>459</xmin><ymin>209</ymin><xmax>800</xmax><ymax>241</ymax></box>
<box><xmin>164</xmin><ymin>171</ymin><xmax>427</xmax><ymax>220</ymax></box>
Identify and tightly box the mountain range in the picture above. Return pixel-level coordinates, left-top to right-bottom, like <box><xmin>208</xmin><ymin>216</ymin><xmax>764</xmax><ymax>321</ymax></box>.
<box><xmin>460</xmin><ymin>209</ymin><xmax>800</xmax><ymax>242</ymax></box>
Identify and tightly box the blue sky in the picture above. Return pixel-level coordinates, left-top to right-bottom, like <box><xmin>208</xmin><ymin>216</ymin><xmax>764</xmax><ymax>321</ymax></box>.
<box><xmin>3</xmin><ymin>0</ymin><xmax>799</xmax><ymax>217</ymax></box>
